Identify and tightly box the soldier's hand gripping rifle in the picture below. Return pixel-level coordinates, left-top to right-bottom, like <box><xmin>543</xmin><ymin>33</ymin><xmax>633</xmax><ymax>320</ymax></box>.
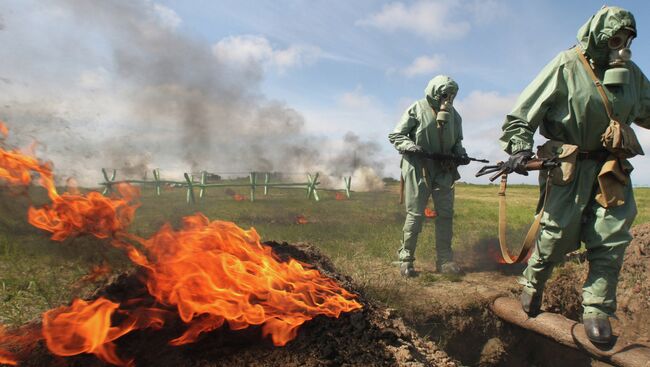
<box><xmin>475</xmin><ymin>157</ymin><xmax>560</xmax><ymax>182</ymax></box>
<box><xmin>474</xmin><ymin>155</ymin><xmax>560</xmax><ymax>264</ymax></box>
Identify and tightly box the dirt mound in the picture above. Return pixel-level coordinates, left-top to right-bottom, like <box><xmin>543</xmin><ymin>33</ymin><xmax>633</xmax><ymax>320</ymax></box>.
<box><xmin>13</xmin><ymin>242</ymin><xmax>458</xmax><ymax>367</ymax></box>
<box><xmin>544</xmin><ymin>223</ymin><xmax>650</xmax><ymax>344</ymax></box>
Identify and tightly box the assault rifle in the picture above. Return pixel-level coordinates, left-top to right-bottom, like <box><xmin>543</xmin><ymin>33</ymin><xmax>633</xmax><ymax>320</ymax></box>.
<box><xmin>406</xmin><ymin>151</ymin><xmax>489</xmax><ymax>165</ymax></box>
<box><xmin>475</xmin><ymin>158</ymin><xmax>560</xmax><ymax>181</ymax></box>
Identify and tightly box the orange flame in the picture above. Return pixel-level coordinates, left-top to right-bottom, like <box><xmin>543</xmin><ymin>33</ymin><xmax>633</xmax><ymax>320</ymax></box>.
<box><xmin>0</xmin><ymin>124</ymin><xmax>139</xmax><ymax>242</ymax></box>
<box><xmin>27</xmin><ymin>183</ymin><xmax>140</xmax><ymax>241</ymax></box>
<box><xmin>42</xmin><ymin>298</ymin><xmax>168</xmax><ymax>367</ymax></box>
<box><xmin>295</xmin><ymin>214</ymin><xmax>308</xmax><ymax>225</ymax></box>
<box><xmin>43</xmin><ymin>298</ymin><xmax>128</xmax><ymax>366</ymax></box>
<box><xmin>486</xmin><ymin>241</ymin><xmax>532</xmax><ymax>264</ymax></box>
<box><xmin>0</xmin><ymin>144</ymin><xmax>55</xmax><ymax>195</ymax></box>
<box><xmin>123</xmin><ymin>214</ymin><xmax>360</xmax><ymax>346</ymax></box>
<box><xmin>0</xmin><ymin>122</ymin><xmax>8</xmax><ymax>139</ymax></box>
<box><xmin>335</xmin><ymin>192</ymin><xmax>346</xmax><ymax>200</ymax></box>
<box><xmin>0</xmin><ymin>353</ymin><xmax>16</xmax><ymax>366</ymax></box>
<box><xmin>424</xmin><ymin>208</ymin><xmax>437</xmax><ymax>218</ymax></box>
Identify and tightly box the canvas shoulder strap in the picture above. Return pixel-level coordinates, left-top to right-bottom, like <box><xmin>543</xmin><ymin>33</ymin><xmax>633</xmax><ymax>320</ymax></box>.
<box><xmin>574</xmin><ymin>45</ymin><xmax>614</xmax><ymax>120</ymax></box>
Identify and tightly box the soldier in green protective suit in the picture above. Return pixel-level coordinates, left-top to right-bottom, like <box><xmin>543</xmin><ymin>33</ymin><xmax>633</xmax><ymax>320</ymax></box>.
<box><xmin>499</xmin><ymin>6</ymin><xmax>650</xmax><ymax>344</ymax></box>
<box><xmin>389</xmin><ymin>75</ymin><xmax>469</xmax><ymax>277</ymax></box>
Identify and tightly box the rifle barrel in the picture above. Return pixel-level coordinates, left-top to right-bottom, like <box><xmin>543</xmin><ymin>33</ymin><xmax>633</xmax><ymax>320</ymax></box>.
<box><xmin>470</xmin><ymin>157</ymin><xmax>490</xmax><ymax>163</ymax></box>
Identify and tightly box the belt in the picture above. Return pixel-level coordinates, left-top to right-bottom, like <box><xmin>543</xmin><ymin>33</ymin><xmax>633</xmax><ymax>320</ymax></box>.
<box><xmin>577</xmin><ymin>150</ymin><xmax>609</xmax><ymax>161</ymax></box>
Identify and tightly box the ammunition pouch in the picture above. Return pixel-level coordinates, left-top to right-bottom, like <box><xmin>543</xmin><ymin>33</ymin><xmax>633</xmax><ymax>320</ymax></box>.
<box><xmin>595</xmin><ymin>156</ymin><xmax>633</xmax><ymax>208</ymax></box>
<box><xmin>536</xmin><ymin>140</ymin><xmax>579</xmax><ymax>186</ymax></box>
<box><xmin>601</xmin><ymin>119</ymin><xmax>644</xmax><ymax>158</ymax></box>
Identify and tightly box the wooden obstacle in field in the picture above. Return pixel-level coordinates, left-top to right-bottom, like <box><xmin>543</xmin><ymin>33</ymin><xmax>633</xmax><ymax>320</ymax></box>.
<box><xmin>489</xmin><ymin>296</ymin><xmax>650</xmax><ymax>367</ymax></box>
<box><xmin>100</xmin><ymin>169</ymin><xmax>352</xmax><ymax>204</ymax></box>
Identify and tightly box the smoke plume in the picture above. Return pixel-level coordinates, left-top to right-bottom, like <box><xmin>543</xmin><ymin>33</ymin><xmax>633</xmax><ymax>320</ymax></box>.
<box><xmin>0</xmin><ymin>0</ymin><xmax>384</xmax><ymax>190</ymax></box>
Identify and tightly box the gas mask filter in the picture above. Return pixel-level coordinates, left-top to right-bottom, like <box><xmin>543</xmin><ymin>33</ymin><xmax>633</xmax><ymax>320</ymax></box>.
<box><xmin>603</xmin><ymin>28</ymin><xmax>635</xmax><ymax>86</ymax></box>
<box><xmin>435</xmin><ymin>91</ymin><xmax>455</xmax><ymax>126</ymax></box>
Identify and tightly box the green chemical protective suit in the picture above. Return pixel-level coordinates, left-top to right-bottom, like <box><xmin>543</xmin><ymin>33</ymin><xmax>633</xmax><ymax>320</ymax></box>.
<box><xmin>389</xmin><ymin>75</ymin><xmax>466</xmax><ymax>269</ymax></box>
<box><xmin>500</xmin><ymin>7</ymin><xmax>650</xmax><ymax>318</ymax></box>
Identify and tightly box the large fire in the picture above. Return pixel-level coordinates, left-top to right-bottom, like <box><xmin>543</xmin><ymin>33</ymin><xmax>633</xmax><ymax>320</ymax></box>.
<box><xmin>121</xmin><ymin>214</ymin><xmax>360</xmax><ymax>347</ymax></box>
<box><xmin>0</xmin><ymin>122</ymin><xmax>362</xmax><ymax>366</ymax></box>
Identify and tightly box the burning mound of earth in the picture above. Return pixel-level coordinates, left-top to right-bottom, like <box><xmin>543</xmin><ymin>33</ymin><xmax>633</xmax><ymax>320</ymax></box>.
<box><xmin>3</xmin><ymin>242</ymin><xmax>457</xmax><ymax>367</ymax></box>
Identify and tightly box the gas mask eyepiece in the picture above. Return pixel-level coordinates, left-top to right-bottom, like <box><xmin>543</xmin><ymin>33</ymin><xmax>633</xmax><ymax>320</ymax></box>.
<box><xmin>604</xmin><ymin>28</ymin><xmax>635</xmax><ymax>86</ymax></box>
<box><xmin>436</xmin><ymin>91</ymin><xmax>455</xmax><ymax>126</ymax></box>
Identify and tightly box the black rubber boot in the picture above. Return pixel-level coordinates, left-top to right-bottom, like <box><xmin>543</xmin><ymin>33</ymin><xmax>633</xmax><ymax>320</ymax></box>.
<box><xmin>584</xmin><ymin>316</ymin><xmax>612</xmax><ymax>345</ymax></box>
<box><xmin>439</xmin><ymin>262</ymin><xmax>463</xmax><ymax>275</ymax></box>
<box><xmin>399</xmin><ymin>262</ymin><xmax>416</xmax><ymax>278</ymax></box>
<box><xmin>520</xmin><ymin>290</ymin><xmax>543</xmax><ymax>317</ymax></box>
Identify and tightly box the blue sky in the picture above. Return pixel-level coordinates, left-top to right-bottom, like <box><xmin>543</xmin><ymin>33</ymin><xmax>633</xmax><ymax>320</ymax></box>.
<box><xmin>1</xmin><ymin>0</ymin><xmax>649</xmax><ymax>186</ymax></box>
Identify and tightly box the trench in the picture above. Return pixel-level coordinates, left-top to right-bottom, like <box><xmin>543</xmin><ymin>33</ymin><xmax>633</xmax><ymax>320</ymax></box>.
<box><xmin>414</xmin><ymin>301</ymin><xmax>608</xmax><ymax>367</ymax></box>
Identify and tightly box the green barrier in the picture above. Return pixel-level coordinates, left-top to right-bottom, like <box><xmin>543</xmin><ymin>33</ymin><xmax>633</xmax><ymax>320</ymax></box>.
<box><xmin>99</xmin><ymin>169</ymin><xmax>352</xmax><ymax>204</ymax></box>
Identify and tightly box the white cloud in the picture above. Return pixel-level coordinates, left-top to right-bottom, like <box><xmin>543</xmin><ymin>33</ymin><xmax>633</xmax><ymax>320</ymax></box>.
<box><xmin>298</xmin><ymin>95</ymin><xmax>393</xmax><ymax>139</ymax></box>
<box><xmin>356</xmin><ymin>1</ymin><xmax>470</xmax><ymax>41</ymax></box>
<box><xmin>338</xmin><ymin>85</ymin><xmax>374</xmax><ymax>109</ymax></box>
<box><xmin>400</xmin><ymin>54</ymin><xmax>444</xmax><ymax>77</ymax></box>
<box><xmin>213</xmin><ymin>35</ymin><xmax>272</xmax><ymax>65</ymax></box>
<box><xmin>152</xmin><ymin>3</ymin><xmax>181</xmax><ymax>29</ymax></box>
<box><xmin>454</xmin><ymin>90</ymin><xmax>518</xmax><ymax>124</ymax></box>
<box><xmin>212</xmin><ymin>35</ymin><xmax>322</xmax><ymax>73</ymax></box>
<box><xmin>273</xmin><ymin>44</ymin><xmax>322</xmax><ymax>69</ymax></box>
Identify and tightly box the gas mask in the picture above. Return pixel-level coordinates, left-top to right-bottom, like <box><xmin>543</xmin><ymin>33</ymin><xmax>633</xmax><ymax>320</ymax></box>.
<box><xmin>435</xmin><ymin>91</ymin><xmax>456</xmax><ymax>126</ymax></box>
<box><xmin>603</xmin><ymin>28</ymin><xmax>635</xmax><ymax>86</ymax></box>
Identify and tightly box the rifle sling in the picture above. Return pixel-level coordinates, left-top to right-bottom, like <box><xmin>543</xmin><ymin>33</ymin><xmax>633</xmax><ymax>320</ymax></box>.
<box><xmin>497</xmin><ymin>173</ymin><xmax>551</xmax><ymax>264</ymax></box>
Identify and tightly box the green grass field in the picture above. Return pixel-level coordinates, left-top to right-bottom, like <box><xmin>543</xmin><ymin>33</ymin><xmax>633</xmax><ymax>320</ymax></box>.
<box><xmin>0</xmin><ymin>182</ymin><xmax>648</xmax><ymax>325</ymax></box>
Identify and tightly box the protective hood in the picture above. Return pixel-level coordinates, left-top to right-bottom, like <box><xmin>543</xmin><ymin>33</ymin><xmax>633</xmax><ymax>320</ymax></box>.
<box><xmin>424</xmin><ymin>75</ymin><xmax>458</xmax><ymax>109</ymax></box>
<box><xmin>577</xmin><ymin>6</ymin><xmax>636</xmax><ymax>65</ymax></box>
